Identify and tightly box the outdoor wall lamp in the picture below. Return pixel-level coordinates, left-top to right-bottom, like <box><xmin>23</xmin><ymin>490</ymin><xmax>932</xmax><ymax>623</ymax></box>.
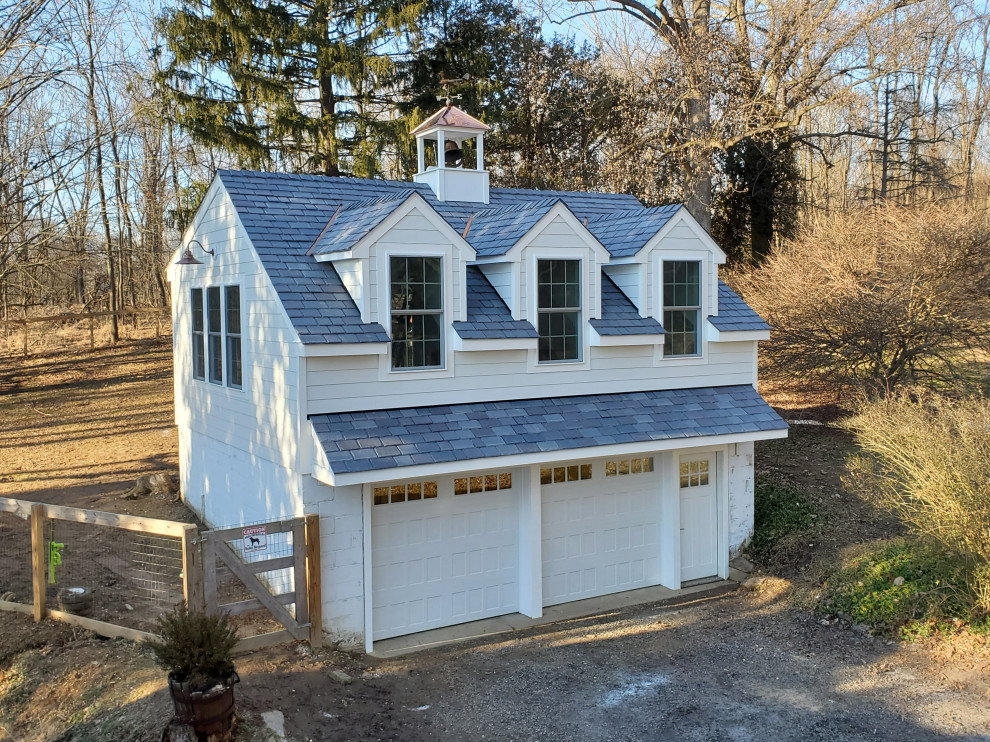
<box><xmin>175</xmin><ymin>239</ymin><xmax>215</xmax><ymax>266</ymax></box>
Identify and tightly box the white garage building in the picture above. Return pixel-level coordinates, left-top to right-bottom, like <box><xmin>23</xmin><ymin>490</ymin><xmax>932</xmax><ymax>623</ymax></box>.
<box><xmin>168</xmin><ymin>106</ymin><xmax>788</xmax><ymax>651</ymax></box>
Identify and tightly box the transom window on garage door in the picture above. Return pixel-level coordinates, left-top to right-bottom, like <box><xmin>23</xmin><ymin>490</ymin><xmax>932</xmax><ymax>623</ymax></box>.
<box><xmin>540</xmin><ymin>463</ymin><xmax>592</xmax><ymax>485</ymax></box>
<box><xmin>679</xmin><ymin>459</ymin><xmax>709</xmax><ymax>487</ymax></box>
<box><xmin>454</xmin><ymin>472</ymin><xmax>512</xmax><ymax>495</ymax></box>
<box><xmin>373</xmin><ymin>480</ymin><xmax>438</xmax><ymax>505</ymax></box>
<box><xmin>605</xmin><ymin>457</ymin><xmax>654</xmax><ymax>476</ymax></box>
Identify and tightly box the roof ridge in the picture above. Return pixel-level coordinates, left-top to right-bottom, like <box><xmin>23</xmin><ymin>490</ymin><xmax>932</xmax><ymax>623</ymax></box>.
<box><xmin>342</xmin><ymin>192</ymin><xmax>413</xmax><ymax>211</ymax></box>
<box><xmin>587</xmin><ymin>203</ymin><xmax>681</xmax><ymax>223</ymax></box>
<box><xmin>472</xmin><ymin>198</ymin><xmax>561</xmax><ymax>217</ymax></box>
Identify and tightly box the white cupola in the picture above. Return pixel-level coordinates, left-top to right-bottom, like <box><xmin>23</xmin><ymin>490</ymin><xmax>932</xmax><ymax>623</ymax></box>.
<box><xmin>411</xmin><ymin>104</ymin><xmax>490</xmax><ymax>204</ymax></box>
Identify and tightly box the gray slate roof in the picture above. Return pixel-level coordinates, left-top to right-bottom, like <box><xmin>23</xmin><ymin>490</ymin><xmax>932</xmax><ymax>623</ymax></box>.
<box><xmin>709</xmin><ymin>281</ymin><xmax>771</xmax><ymax>332</ymax></box>
<box><xmin>310</xmin><ymin>384</ymin><xmax>787</xmax><ymax>475</ymax></box>
<box><xmin>453</xmin><ymin>266</ymin><xmax>539</xmax><ymax>339</ymax></box>
<box><xmin>591</xmin><ymin>274</ymin><xmax>665</xmax><ymax>336</ymax></box>
<box><xmin>587</xmin><ymin>205</ymin><xmax>682</xmax><ymax>257</ymax></box>
<box><xmin>310</xmin><ymin>194</ymin><xmax>411</xmax><ymax>256</ymax></box>
<box><xmin>216</xmin><ymin>170</ymin><xmax>764</xmax><ymax>344</ymax></box>
<box><xmin>461</xmin><ymin>199</ymin><xmax>560</xmax><ymax>257</ymax></box>
<box><xmin>219</xmin><ymin>170</ymin><xmax>424</xmax><ymax>344</ymax></box>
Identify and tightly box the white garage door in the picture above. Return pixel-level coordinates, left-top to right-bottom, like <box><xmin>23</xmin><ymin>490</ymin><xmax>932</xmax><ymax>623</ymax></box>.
<box><xmin>371</xmin><ymin>473</ymin><xmax>520</xmax><ymax>641</ymax></box>
<box><xmin>541</xmin><ymin>457</ymin><xmax>662</xmax><ymax>606</ymax></box>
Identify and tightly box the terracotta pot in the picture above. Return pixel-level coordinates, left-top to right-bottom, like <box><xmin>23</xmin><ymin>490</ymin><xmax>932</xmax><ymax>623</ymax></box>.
<box><xmin>167</xmin><ymin>672</ymin><xmax>239</xmax><ymax>738</ymax></box>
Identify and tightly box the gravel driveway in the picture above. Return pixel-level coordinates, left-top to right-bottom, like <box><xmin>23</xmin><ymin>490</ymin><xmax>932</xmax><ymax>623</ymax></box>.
<box><xmin>328</xmin><ymin>581</ymin><xmax>990</xmax><ymax>742</ymax></box>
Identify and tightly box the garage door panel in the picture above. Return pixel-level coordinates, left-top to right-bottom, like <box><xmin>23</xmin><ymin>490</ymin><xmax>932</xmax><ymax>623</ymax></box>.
<box><xmin>542</xmin><ymin>462</ymin><xmax>662</xmax><ymax>607</ymax></box>
<box><xmin>373</xmin><ymin>483</ymin><xmax>520</xmax><ymax>641</ymax></box>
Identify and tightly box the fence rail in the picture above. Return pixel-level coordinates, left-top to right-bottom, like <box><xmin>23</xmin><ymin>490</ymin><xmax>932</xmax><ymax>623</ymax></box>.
<box><xmin>0</xmin><ymin>497</ymin><xmax>321</xmax><ymax>652</ymax></box>
<box><xmin>0</xmin><ymin>306</ymin><xmax>170</xmax><ymax>355</ymax></box>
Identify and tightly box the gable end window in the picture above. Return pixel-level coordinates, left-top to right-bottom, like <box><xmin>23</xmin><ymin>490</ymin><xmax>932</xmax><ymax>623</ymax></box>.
<box><xmin>191</xmin><ymin>288</ymin><xmax>205</xmax><ymax>380</ymax></box>
<box><xmin>537</xmin><ymin>259</ymin><xmax>581</xmax><ymax>362</ymax></box>
<box><xmin>225</xmin><ymin>286</ymin><xmax>242</xmax><ymax>389</ymax></box>
<box><xmin>207</xmin><ymin>287</ymin><xmax>223</xmax><ymax>384</ymax></box>
<box><xmin>390</xmin><ymin>256</ymin><xmax>443</xmax><ymax>370</ymax></box>
<box><xmin>663</xmin><ymin>261</ymin><xmax>701</xmax><ymax>357</ymax></box>
<box><xmin>191</xmin><ymin>284</ymin><xmax>242</xmax><ymax>388</ymax></box>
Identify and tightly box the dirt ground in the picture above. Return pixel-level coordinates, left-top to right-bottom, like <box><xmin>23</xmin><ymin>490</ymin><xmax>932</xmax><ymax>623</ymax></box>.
<box><xmin>2</xmin><ymin>582</ymin><xmax>988</xmax><ymax>742</ymax></box>
<box><xmin>1</xmin><ymin>339</ymin><xmax>989</xmax><ymax>742</ymax></box>
<box><xmin>0</xmin><ymin>338</ymin><xmax>186</xmax><ymax>522</ymax></box>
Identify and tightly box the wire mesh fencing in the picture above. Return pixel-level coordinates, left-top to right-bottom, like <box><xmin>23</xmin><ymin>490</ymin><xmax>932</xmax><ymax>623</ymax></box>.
<box><xmin>206</xmin><ymin>521</ymin><xmax>303</xmax><ymax>638</ymax></box>
<box><xmin>45</xmin><ymin>518</ymin><xmax>185</xmax><ymax>633</ymax></box>
<box><xmin>0</xmin><ymin>509</ymin><xmax>34</xmax><ymax>606</ymax></box>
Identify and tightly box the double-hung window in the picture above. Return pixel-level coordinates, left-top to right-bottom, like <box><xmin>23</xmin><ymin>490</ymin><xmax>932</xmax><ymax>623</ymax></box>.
<box><xmin>191</xmin><ymin>284</ymin><xmax>242</xmax><ymax>387</ymax></box>
<box><xmin>390</xmin><ymin>256</ymin><xmax>443</xmax><ymax>370</ymax></box>
<box><xmin>191</xmin><ymin>288</ymin><xmax>205</xmax><ymax>380</ymax></box>
<box><xmin>537</xmin><ymin>259</ymin><xmax>581</xmax><ymax>362</ymax></box>
<box><xmin>225</xmin><ymin>286</ymin><xmax>242</xmax><ymax>389</ymax></box>
<box><xmin>207</xmin><ymin>287</ymin><xmax>223</xmax><ymax>384</ymax></box>
<box><xmin>663</xmin><ymin>261</ymin><xmax>701</xmax><ymax>357</ymax></box>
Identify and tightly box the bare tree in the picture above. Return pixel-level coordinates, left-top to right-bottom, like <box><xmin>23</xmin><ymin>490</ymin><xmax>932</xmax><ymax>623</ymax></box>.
<box><xmin>735</xmin><ymin>204</ymin><xmax>990</xmax><ymax>396</ymax></box>
<box><xmin>564</xmin><ymin>0</ymin><xmax>936</xmax><ymax>228</ymax></box>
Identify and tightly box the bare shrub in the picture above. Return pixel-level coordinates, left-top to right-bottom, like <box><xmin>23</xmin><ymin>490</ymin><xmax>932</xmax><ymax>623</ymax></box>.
<box><xmin>735</xmin><ymin>205</ymin><xmax>990</xmax><ymax>397</ymax></box>
<box><xmin>844</xmin><ymin>392</ymin><xmax>990</xmax><ymax>614</ymax></box>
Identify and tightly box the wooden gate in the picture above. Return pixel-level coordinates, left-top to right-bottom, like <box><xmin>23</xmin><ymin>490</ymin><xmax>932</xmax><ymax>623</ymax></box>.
<box><xmin>199</xmin><ymin>515</ymin><xmax>321</xmax><ymax>651</ymax></box>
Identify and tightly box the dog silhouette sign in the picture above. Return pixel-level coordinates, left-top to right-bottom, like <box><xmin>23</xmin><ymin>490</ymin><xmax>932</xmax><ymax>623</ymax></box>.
<box><xmin>242</xmin><ymin>525</ymin><xmax>268</xmax><ymax>553</ymax></box>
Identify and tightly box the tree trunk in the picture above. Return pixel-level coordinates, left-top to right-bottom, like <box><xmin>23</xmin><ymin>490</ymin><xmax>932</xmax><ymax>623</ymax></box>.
<box><xmin>83</xmin><ymin>0</ymin><xmax>118</xmax><ymax>341</ymax></box>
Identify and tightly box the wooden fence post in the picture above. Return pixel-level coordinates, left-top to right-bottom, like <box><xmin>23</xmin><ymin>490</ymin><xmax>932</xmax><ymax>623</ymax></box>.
<box><xmin>89</xmin><ymin>316</ymin><xmax>95</xmax><ymax>350</ymax></box>
<box><xmin>202</xmin><ymin>534</ymin><xmax>218</xmax><ymax>615</ymax></box>
<box><xmin>305</xmin><ymin>514</ymin><xmax>322</xmax><ymax>647</ymax></box>
<box><xmin>30</xmin><ymin>504</ymin><xmax>46</xmax><ymax>621</ymax></box>
<box><xmin>181</xmin><ymin>524</ymin><xmax>205</xmax><ymax>612</ymax></box>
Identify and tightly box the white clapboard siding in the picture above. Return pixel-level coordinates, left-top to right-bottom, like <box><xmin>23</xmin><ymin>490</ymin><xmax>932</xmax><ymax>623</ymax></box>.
<box><xmin>363</xmin><ymin>211</ymin><xmax>464</xmax><ymax>325</ymax></box>
<box><xmin>306</xmin><ymin>341</ymin><xmax>758</xmax><ymax>413</ymax></box>
<box><xmin>172</xmin><ymin>183</ymin><xmax>305</xmax><ymax>521</ymax></box>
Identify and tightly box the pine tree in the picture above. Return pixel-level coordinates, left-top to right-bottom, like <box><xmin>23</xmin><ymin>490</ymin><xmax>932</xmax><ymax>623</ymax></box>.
<box><xmin>156</xmin><ymin>0</ymin><xmax>426</xmax><ymax>176</ymax></box>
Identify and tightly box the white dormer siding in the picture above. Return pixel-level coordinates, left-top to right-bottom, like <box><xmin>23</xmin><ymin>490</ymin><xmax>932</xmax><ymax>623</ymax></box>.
<box><xmin>304</xmin><ymin>207</ymin><xmax>756</xmax><ymax>412</ymax></box>
<box><xmin>476</xmin><ymin>262</ymin><xmax>516</xmax><ymax>317</ymax></box>
<box><xmin>602</xmin><ymin>263</ymin><xmax>643</xmax><ymax>312</ymax></box>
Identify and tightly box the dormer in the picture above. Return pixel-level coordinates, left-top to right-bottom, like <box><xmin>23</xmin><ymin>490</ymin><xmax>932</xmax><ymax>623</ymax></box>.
<box><xmin>412</xmin><ymin>104</ymin><xmax>490</xmax><ymax>204</ymax></box>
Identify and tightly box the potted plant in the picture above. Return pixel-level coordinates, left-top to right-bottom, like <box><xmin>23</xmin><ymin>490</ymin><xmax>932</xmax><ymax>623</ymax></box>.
<box><xmin>150</xmin><ymin>602</ymin><xmax>240</xmax><ymax>739</ymax></box>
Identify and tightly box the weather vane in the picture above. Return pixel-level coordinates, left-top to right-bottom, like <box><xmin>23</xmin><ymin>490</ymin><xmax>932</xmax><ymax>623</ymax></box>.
<box><xmin>438</xmin><ymin>73</ymin><xmax>472</xmax><ymax>106</ymax></box>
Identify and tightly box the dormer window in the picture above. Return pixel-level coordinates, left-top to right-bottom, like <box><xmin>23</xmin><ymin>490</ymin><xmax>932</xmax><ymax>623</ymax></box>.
<box><xmin>390</xmin><ymin>256</ymin><xmax>443</xmax><ymax>370</ymax></box>
<box><xmin>663</xmin><ymin>261</ymin><xmax>701</xmax><ymax>357</ymax></box>
<box><xmin>537</xmin><ymin>259</ymin><xmax>581</xmax><ymax>362</ymax></box>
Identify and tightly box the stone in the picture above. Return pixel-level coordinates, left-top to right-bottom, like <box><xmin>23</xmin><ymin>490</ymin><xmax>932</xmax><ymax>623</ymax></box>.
<box><xmin>742</xmin><ymin>575</ymin><xmax>765</xmax><ymax>589</ymax></box>
<box><xmin>730</xmin><ymin>556</ymin><xmax>755</xmax><ymax>574</ymax></box>
<box><xmin>892</xmin><ymin>576</ymin><xmax>905</xmax><ymax>586</ymax></box>
<box><xmin>330</xmin><ymin>669</ymin><xmax>352</xmax><ymax>684</ymax></box>
<box><xmin>261</xmin><ymin>711</ymin><xmax>286</xmax><ymax>740</ymax></box>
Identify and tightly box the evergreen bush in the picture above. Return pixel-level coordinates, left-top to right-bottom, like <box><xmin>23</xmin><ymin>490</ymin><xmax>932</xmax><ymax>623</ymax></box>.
<box><xmin>149</xmin><ymin>602</ymin><xmax>238</xmax><ymax>689</ymax></box>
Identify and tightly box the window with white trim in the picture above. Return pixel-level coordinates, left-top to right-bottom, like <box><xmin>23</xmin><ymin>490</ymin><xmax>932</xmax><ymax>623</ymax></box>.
<box><xmin>540</xmin><ymin>463</ymin><xmax>592</xmax><ymax>485</ymax></box>
<box><xmin>191</xmin><ymin>284</ymin><xmax>241</xmax><ymax>388</ymax></box>
<box><xmin>537</xmin><ymin>259</ymin><xmax>581</xmax><ymax>362</ymax></box>
<box><xmin>390</xmin><ymin>256</ymin><xmax>443</xmax><ymax>369</ymax></box>
<box><xmin>225</xmin><ymin>286</ymin><xmax>242</xmax><ymax>389</ymax></box>
<box><xmin>663</xmin><ymin>261</ymin><xmax>701</xmax><ymax>357</ymax></box>
<box><xmin>605</xmin><ymin>457</ymin><xmax>654</xmax><ymax>476</ymax></box>
<box><xmin>373</xmin><ymin>480</ymin><xmax>439</xmax><ymax>505</ymax></box>
<box><xmin>207</xmin><ymin>286</ymin><xmax>223</xmax><ymax>384</ymax></box>
<box><xmin>455</xmin><ymin>472</ymin><xmax>512</xmax><ymax>495</ymax></box>
<box><xmin>679</xmin><ymin>459</ymin><xmax>710</xmax><ymax>488</ymax></box>
<box><xmin>191</xmin><ymin>288</ymin><xmax>205</xmax><ymax>381</ymax></box>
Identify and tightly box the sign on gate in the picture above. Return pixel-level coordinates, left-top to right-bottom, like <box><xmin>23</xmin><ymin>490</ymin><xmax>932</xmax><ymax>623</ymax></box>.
<box><xmin>242</xmin><ymin>525</ymin><xmax>268</xmax><ymax>553</ymax></box>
